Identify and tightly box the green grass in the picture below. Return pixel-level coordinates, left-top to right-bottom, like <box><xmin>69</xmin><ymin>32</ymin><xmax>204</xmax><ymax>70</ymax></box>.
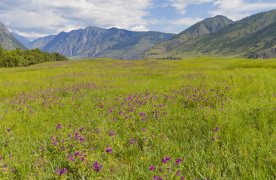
<box><xmin>0</xmin><ymin>57</ymin><xmax>275</xmax><ymax>179</ymax></box>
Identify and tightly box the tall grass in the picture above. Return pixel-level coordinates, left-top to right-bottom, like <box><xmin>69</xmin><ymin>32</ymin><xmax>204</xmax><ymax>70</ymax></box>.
<box><xmin>0</xmin><ymin>57</ymin><xmax>275</xmax><ymax>179</ymax></box>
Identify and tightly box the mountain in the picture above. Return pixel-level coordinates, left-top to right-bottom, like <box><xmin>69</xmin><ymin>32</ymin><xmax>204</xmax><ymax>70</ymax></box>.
<box><xmin>0</xmin><ymin>22</ymin><xmax>26</xmax><ymax>50</ymax></box>
<box><xmin>31</xmin><ymin>27</ymin><xmax>174</xmax><ymax>59</ymax></box>
<box><xmin>11</xmin><ymin>32</ymin><xmax>30</xmax><ymax>47</ymax></box>
<box><xmin>146</xmin><ymin>10</ymin><xmax>276</xmax><ymax>59</ymax></box>
<box><xmin>28</xmin><ymin>35</ymin><xmax>55</xmax><ymax>49</ymax></box>
<box><xmin>145</xmin><ymin>15</ymin><xmax>233</xmax><ymax>58</ymax></box>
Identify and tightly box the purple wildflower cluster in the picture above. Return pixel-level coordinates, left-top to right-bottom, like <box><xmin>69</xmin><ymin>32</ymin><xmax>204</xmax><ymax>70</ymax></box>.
<box><xmin>149</xmin><ymin>157</ymin><xmax>185</xmax><ymax>179</ymax></box>
<box><xmin>56</xmin><ymin>168</ymin><xmax>67</xmax><ymax>176</ymax></box>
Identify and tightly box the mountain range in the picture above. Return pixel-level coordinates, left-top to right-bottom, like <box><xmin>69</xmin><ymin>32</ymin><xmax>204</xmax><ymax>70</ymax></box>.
<box><xmin>146</xmin><ymin>9</ymin><xmax>276</xmax><ymax>59</ymax></box>
<box><xmin>28</xmin><ymin>27</ymin><xmax>174</xmax><ymax>59</ymax></box>
<box><xmin>1</xmin><ymin>9</ymin><xmax>276</xmax><ymax>59</ymax></box>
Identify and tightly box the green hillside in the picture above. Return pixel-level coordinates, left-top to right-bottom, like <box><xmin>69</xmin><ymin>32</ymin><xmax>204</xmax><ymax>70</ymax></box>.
<box><xmin>146</xmin><ymin>10</ymin><xmax>276</xmax><ymax>59</ymax></box>
<box><xmin>145</xmin><ymin>15</ymin><xmax>233</xmax><ymax>58</ymax></box>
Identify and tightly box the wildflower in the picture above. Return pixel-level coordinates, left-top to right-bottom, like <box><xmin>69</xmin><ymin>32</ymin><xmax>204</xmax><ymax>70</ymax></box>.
<box><xmin>80</xmin><ymin>136</ymin><xmax>85</xmax><ymax>142</ymax></box>
<box><xmin>176</xmin><ymin>158</ymin><xmax>182</xmax><ymax>165</ymax></box>
<box><xmin>142</xmin><ymin>128</ymin><xmax>147</xmax><ymax>132</ymax></box>
<box><xmin>139</xmin><ymin>112</ymin><xmax>146</xmax><ymax>117</ymax></box>
<box><xmin>56</xmin><ymin>124</ymin><xmax>62</xmax><ymax>130</ymax></box>
<box><xmin>181</xmin><ymin>176</ymin><xmax>185</xmax><ymax>180</ymax></box>
<box><xmin>93</xmin><ymin>161</ymin><xmax>102</xmax><ymax>172</ymax></box>
<box><xmin>214</xmin><ymin>127</ymin><xmax>219</xmax><ymax>132</ymax></box>
<box><xmin>7</xmin><ymin>128</ymin><xmax>11</xmax><ymax>133</ymax></box>
<box><xmin>74</xmin><ymin>151</ymin><xmax>80</xmax><ymax>156</ymax></box>
<box><xmin>68</xmin><ymin>154</ymin><xmax>75</xmax><ymax>162</ymax></box>
<box><xmin>130</xmin><ymin>138</ymin><xmax>137</xmax><ymax>145</ymax></box>
<box><xmin>51</xmin><ymin>136</ymin><xmax>58</xmax><ymax>146</ymax></box>
<box><xmin>154</xmin><ymin>175</ymin><xmax>163</xmax><ymax>180</ymax></box>
<box><xmin>159</xmin><ymin>168</ymin><xmax>163</xmax><ymax>172</ymax></box>
<box><xmin>11</xmin><ymin>168</ymin><xmax>17</xmax><ymax>173</ymax></box>
<box><xmin>149</xmin><ymin>165</ymin><xmax>155</xmax><ymax>171</ymax></box>
<box><xmin>56</xmin><ymin>168</ymin><xmax>67</xmax><ymax>176</ymax></box>
<box><xmin>106</xmin><ymin>147</ymin><xmax>113</xmax><ymax>153</ymax></box>
<box><xmin>176</xmin><ymin>170</ymin><xmax>181</xmax><ymax>176</ymax></box>
<box><xmin>109</xmin><ymin>130</ymin><xmax>115</xmax><ymax>136</ymax></box>
<box><xmin>0</xmin><ymin>155</ymin><xmax>2</xmax><ymax>161</ymax></box>
<box><xmin>162</xmin><ymin>156</ymin><xmax>171</xmax><ymax>164</ymax></box>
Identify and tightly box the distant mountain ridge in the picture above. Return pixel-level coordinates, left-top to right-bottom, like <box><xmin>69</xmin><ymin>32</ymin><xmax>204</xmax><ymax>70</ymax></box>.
<box><xmin>0</xmin><ymin>22</ymin><xmax>26</xmax><ymax>50</ymax></box>
<box><xmin>11</xmin><ymin>32</ymin><xmax>30</xmax><ymax>47</ymax></box>
<box><xmin>29</xmin><ymin>27</ymin><xmax>174</xmax><ymax>59</ymax></box>
<box><xmin>27</xmin><ymin>35</ymin><xmax>55</xmax><ymax>49</ymax></box>
<box><xmin>146</xmin><ymin>10</ymin><xmax>276</xmax><ymax>59</ymax></box>
<box><xmin>145</xmin><ymin>15</ymin><xmax>233</xmax><ymax>57</ymax></box>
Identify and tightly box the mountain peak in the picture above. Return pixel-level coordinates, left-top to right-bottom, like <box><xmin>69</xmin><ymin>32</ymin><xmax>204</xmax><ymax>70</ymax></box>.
<box><xmin>145</xmin><ymin>15</ymin><xmax>233</xmax><ymax>57</ymax></box>
<box><xmin>146</xmin><ymin>9</ymin><xmax>276</xmax><ymax>59</ymax></box>
<box><xmin>0</xmin><ymin>22</ymin><xmax>26</xmax><ymax>50</ymax></box>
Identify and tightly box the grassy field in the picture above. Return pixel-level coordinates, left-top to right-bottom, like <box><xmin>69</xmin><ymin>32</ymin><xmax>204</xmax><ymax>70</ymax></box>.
<box><xmin>0</xmin><ymin>57</ymin><xmax>275</xmax><ymax>179</ymax></box>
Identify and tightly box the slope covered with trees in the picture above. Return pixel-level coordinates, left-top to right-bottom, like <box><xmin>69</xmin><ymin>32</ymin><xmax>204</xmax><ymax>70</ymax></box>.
<box><xmin>0</xmin><ymin>46</ymin><xmax>67</xmax><ymax>67</ymax></box>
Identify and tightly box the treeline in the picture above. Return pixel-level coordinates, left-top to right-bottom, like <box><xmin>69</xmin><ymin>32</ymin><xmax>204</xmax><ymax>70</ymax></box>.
<box><xmin>0</xmin><ymin>47</ymin><xmax>68</xmax><ymax>67</ymax></box>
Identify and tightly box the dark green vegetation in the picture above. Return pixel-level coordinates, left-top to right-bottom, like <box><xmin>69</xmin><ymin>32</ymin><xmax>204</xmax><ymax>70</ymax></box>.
<box><xmin>28</xmin><ymin>27</ymin><xmax>174</xmax><ymax>59</ymax></box>
<box><xmin>0</xmin><ymin>58</ymin><xmax>275</xmax><ymax>179</ymax></box>
<box><xmin>0</xmin><ymin>23</ymin><xmax>26</xmax><ymax>50</ymax></box>
<box><xmin>0</xmin><ymin>47</ymin><xmax>67</xmax><ymax>67</ymax></box>
<box><xmin>146</xmin><ymin>10</ymin><xmax>276</xmax><ymax>59</ymax></box>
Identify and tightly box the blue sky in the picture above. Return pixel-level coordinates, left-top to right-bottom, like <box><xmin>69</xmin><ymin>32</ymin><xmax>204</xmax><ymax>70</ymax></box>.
<box><xmin>0</xmin><ymin>0</ymin><xmax>276</xmax><ymax>39</ymax></box>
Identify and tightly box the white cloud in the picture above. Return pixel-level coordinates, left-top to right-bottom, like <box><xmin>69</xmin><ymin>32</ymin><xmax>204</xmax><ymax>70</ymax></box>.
<box><xmin>131</xmin><ymin>25</ymin><xmax>149</xmax><ymax>31</ymax></box>
<box><xmin>210</xmin><ymin>0</ymin><xmax>276</xmax><ymax>20</ymax></box>
<box><xmin>170</xmin><ymin>17</ymin><xmax>203</xmax><ymax>26</ymax></box>
<box><xmin>0</xmin><ymin>0</ymin><xmax>152</xmax><ymax>39</ymax></box>
<box><xmin>169</xmin><ymin>0</ymin><xmax>276</xmax><ymax>20</ymax></box>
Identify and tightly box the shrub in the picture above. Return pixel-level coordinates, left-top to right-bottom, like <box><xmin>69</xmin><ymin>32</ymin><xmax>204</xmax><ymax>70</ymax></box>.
<box><xmin>0</xmin><ymin>46</ymin><xmax>68</xmax><ymax>68</ymax></box>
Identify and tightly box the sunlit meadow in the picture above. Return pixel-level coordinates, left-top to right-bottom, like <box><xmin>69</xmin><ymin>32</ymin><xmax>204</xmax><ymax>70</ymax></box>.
<box><xmin>0</xmin><ymin>57</ymin><xmax>275</xmax><ymax>179</ymax></box>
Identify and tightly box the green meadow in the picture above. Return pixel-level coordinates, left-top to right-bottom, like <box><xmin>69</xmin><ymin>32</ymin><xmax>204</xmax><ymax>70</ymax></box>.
<box><xmin>0</xmin><ymin>57</ymin><xmax>275</xmax><ymax>179</ymax></box>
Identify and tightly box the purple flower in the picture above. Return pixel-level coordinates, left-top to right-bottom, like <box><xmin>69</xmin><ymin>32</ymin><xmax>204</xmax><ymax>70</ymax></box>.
<box><xmin>11</xmin><ymin>168</ymin><xmax>17</xmax><ymax>173</ymax></box>
<box><xmin>7</xmin><ymin>128</ymin><xmax>11</xmax><ymax>133</ymax></box>
<box><xmin>106</xmin><ymin>147</ymin><xmax>113</xmax><ymax>153</ymax></box>
<box><xmin>0</xmin><ymin>155</ymin><xmax>2</xmax><ymax>161</ymax></box>
<box><xmin>56</xmin><ymin>168</ymin><xmax>67</xmax><ymax>176</ymax></box>
<box><xmin>93</xmin><ymin>161</ymin><xmax>102</xmax><ymax>172</ymax></box>
<box><xmin>159</xmin><ymin>168</ymin><xmax>163</xmax><ymax>172</ymax></box>
<box><xmin>80</xmin><ymin>136</ymin><xmax>85</xmax><ymax>142</ymax></box>
<box><xmin>109</xmin><ymin>130</ymin><xmax>115</xmax><ymax>136</ymax></box>
<box><xmin>130</xmin><ymin>138</ymin><xmax>137</xmax><ymax>145</ymax></box>
<box><xmin>51</xmin><ymin>136</ymin><xmax>58</xmax><ymax>146</ymax></box>
<box><xmin>154</xmin><ymin>176</ymin><xmax>163</xmax><ymax>180</ymax></box>
<box><xmin>142</xmin><ymin>128</ymin><xmax>147</xmax><ymax>132</ymax></box>
<box><xmin>176</xmin><ymin>158</ymin><xmax>182</xmax><ymax>165</ymax></box>
<box><xmin>176</xmin><ymin>170</ymin><xmax>181</xmax><ymax>176</ymax></box>
<box><xmin>214</xmin><ymin>127</ymin><xmax>219</xmax><ymax>132</ymax></box>
<box><xmin>181</xmin><ymin>176</ymin><xmax>185</xmax><ymax>180</ymax></box>
<box><xmin>162</xmin><ymin>156</ymin><xmax>171</xmax><ymax>164</ymax></box>
<box><xmin>56</xmin><ymin>124</ymin><xmax>62</xmax><ymax>130</ymax></box>
<box><xmin>68</xmin><ymin>154</ymin><xmax>75</xmax><ymax>162</ymax></box>
<box><xmin>139</xmin><ymin>112</ymin><xmax>146</xmax><ymax>117</ymax></box>
<box><xmin>74</xmin><ymin>151</ymin><xmax>80</xmax><ymax>156</ymax></box>
<box><xmin>149</xmin><ymin>165</ymin><xmax>155</xmax><ymax>171</ymax></box>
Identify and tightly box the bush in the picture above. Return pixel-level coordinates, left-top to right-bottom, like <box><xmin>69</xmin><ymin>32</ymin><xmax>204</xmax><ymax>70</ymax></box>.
<box><xmin>0</xmin><ymin>46</ymin><xmax>68</xmax><ymax>68</ymax></box>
